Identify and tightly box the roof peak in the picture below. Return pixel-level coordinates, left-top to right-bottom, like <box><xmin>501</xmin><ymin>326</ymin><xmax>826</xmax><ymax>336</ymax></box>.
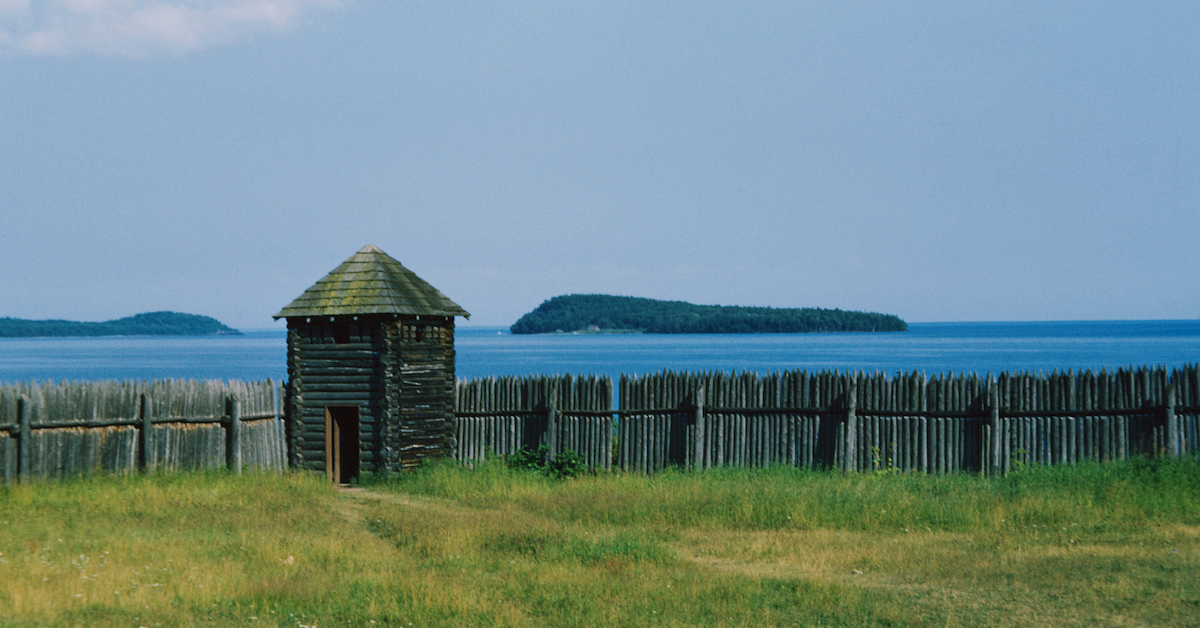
<box><xmin>274</xmin><ymin>245</ymin><xmax>469</xmax><ymax>320</ymax></box>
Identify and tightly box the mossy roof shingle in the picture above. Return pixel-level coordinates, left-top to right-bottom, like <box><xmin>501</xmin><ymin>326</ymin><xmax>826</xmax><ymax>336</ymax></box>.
<box><xmin>273</xmin><ymin>245</ymin><xmax>469</xmax><ymax>319</ymax></box>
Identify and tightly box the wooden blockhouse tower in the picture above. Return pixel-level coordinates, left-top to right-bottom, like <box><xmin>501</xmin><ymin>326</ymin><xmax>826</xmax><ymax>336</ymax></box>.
<box><xmin>274</xmin><ymin>245</ymin><xmax>469</xmax><ymax>482</ymax></box>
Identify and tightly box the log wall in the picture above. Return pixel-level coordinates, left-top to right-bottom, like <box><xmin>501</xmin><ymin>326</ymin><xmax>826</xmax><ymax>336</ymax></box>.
<box><xmin>286</xmin><ymin>315</ymin><xmax>458</xmax><ymax>474</ymax></box>
<box><xmin>286</xmin><ymin>318</ymin><xmax>386</xmax><ymax>473</ymax></box>
<box><xmin>386</xmin><ymin>318</ymin><xmax>457</xmax><ymax>470</ymax></box>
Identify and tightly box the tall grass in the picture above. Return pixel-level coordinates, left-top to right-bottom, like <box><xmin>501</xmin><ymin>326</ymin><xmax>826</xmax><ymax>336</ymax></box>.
<box><xmin>378</xmin><ymin>455</ymin><xmax>1200</xmax><ymax>534</ymax></box>
<box><xmin>0</xmin><ymin>472</ymin><xmax>448</xmax><ymax>626</ymax></box>
<box><xmin>368</xmin><ymin>457</ymin><xmax>1200</xmax><ymax>626</ymax></box>
<box><xmin>1</xmin><ymin>458</ymin><xmax>1197</xmax><ymax>626</ymax></box>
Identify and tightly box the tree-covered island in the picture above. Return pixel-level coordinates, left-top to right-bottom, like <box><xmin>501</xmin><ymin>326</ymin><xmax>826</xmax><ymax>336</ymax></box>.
<box><xmin>0</xmin><ymin>311</ymin><xmax>241</xmax><ymax>337</ymax></box>
<box><xmin>510</xmin><ymin>295</ymin><xmax>907</xmax><ymax>334</ymax></box>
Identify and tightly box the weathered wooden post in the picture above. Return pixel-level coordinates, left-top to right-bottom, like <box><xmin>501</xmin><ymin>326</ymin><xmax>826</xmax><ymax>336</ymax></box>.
<box><xmin>227</xmin><ymin>396</ymin><xmax>242</xmax><ymax>475</ymax></box>
<box><xmin>692</xmin><ymin>386</ymin><xmax>706</xmax><ymax>470</ymax></box>
<box><xmin>17</xmin><ymin>396</ymin><xmax>31</xmax><ymax>482</ymax></box>
<box><xmin>546</xmin><ymin>392</ymin><xmax>559</xmax><ymax>461</ymax></box>
<box><xmin>273</xmin><ymin>381</ymin><xmax>284</xmax><ymax>470</ymax></box>
<box><xmin>920</xmin><ymin>373</ymin><xmax>929</xmax><ymax>473</ymax></box>
<box><xmin>989</xmin><ymin>376</ymin><xmax>1001</xmax><ymax>476</ymax></box>
<box><xmin>1166</xmin><ymin>383</ymin><xmax>1178</xmax><ymax>458</ymax></box>
<box><xmin>844</xmin><ymin>373</ymin><xmax>858</xmax><ymax>473</ymax></box>
<box><xmin>139</xmin><ymin>393</ymin><xmax>155</xmax><ymax>472</ymax></box>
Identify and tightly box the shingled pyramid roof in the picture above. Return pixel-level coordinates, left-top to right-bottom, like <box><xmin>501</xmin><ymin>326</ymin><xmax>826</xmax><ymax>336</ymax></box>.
<box><xmin>273</xmin><ymin>245</ymin><xmax>469</xmax><ymax>319</ymax></box>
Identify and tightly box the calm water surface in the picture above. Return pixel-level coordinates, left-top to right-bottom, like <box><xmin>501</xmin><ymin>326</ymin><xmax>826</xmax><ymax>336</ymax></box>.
<box><xmin>0</xmin><ymin>321</ymin><xmax>1197</xmax><ymax>384</ymax></box>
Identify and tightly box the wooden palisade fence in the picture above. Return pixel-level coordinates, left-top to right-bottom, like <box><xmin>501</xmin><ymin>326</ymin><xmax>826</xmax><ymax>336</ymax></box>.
<box><xmin>454</xmin><ymin>374</ymin><xmax>614</xmax><ymax>470</ymax></box>
<box><xmin>0</xmin><ymin>380</ymin><xmax>285</xmax><ymax>483</ymax></box>
<box><xmin>3</xmin><ymin>367</ymin><xmax>1196</xmax><ymax>482</ymax></box>
<box><xmin>455</xmin><ymin>365</ymin><xmax>1200</xmax><ymax>474</ymax></box>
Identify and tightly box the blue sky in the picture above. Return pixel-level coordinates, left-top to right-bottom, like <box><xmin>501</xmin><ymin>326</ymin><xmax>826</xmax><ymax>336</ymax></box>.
<box><xmin>2</xmin><ymin>1</ymin><xmax>1197</xmax><ymax>329</ymax></box>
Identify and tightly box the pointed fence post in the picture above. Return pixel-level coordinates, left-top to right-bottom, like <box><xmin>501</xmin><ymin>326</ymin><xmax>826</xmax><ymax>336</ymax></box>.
<box><xmin>989</xmin><ymin>377</ymin><xmax>1001</xmax><ymax>476</ymax></box>
<box><xmin>546</xmin><ymin>393</ymin><xmax>559</xmax><ymax>461</ymax></box>
<box><xmin>692</xmin><ymin>387</ymin><xmax>706</xmax><ymax>470</ymax></box>
<box><xmin>140</xmin><ymin>393</ymin><xmax>155</xmax><ymax>472</ymax></box>
<box><xmin>17</xmin><ymin>396</ymin><xmax>31</xmax><ymax>483</ymax></box>
<box><xmin>274</xmin><ymin>381</ymin><xmax>286</xmax><ymax>471</ymax></box>
<box><xmin>1166</xmin><ymin>383</ymin><xmax>1178</xmax><ymax>458</ymax></box>
<box><xmin>844</xmin><ymin>374</ymin><xmax>858</xmax><ymax>473</ymax></box>
<box><xmin>226</xmin><ymin>396</ymin><xmax>242</xmax><ymax>475</ymax></box>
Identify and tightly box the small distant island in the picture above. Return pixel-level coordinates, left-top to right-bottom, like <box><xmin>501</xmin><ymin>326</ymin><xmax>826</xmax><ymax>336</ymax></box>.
<box><xmin>0</xmin><ymin>312</ymin><xmax>241</xmax><ymax>338</ymax></box>
<box><xmin>510</xmin><ymin>295</ymin><xmax>907</xmax><ymax>334</ymax></box>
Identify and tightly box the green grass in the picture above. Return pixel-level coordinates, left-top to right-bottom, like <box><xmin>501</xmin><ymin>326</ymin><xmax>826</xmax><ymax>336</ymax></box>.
<box><xmin>379</xmin><ymin>454</ymin><xmax>1200</xmax><ymax>532</ymax></box>
<box><xmin>1</xmin><ymin>458</ymin><xmax>1198</xmax><ymax>626</ymax></box>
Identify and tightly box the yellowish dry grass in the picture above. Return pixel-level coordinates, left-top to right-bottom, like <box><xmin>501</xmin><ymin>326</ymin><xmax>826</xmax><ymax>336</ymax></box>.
<box><xmin>669</xmin><ymin>525</ymin><xmax>1200</xmax><ymax>627</ymax></box>
<box><xmin>1</xmin><ymin>459</ymin><xmax>1198</xmax><ymax>626</ymax></box>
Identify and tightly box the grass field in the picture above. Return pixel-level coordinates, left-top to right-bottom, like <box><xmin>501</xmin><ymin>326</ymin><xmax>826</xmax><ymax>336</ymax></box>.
<box><xmin>1</xmin><ymin>457</ymin><xmax>1198</xmax><ymax>626</ymax></box>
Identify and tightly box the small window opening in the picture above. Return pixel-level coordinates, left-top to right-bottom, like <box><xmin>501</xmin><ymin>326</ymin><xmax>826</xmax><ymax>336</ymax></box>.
<box><xmin>415</xmin><ymin>325</ymin><xmax>425</xmax><ymax>343</ymax></box>
<box><xmin>332</xmin><ymin>324</ymin><xmax>352</xmax><ymax>344</ymax></box>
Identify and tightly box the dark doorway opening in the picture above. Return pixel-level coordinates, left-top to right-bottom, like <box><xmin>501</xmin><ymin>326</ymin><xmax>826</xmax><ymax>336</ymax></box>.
<box><xmin>325</xmin><ymin>406</ymin><xmax>360</xmax><ymax>484</ymax></box>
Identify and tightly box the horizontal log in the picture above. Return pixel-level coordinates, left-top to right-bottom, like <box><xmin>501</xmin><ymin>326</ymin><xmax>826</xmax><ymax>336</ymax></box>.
<box><xmin>399</xmin><ymin>366</ymin><xmax>451</xmax><ymax>373</ymax></box>
<box><xmin>399</xmin><ymin>396</ymin><xmax>452</xmax><ymax>406</ymax></box>
<box><xmin>300</xmin><ymin>383</ymin><xmax>378</xmax><ymax>394</ymax></box>
<box><xmin>295</xmin><ymin>351</ymin><xmax>379</xmax><ymax>362</ymax></box>
<box><xmin>855</xmin><ymin>410</ymin><xmax>985</xmax><ymax>419</ymax></box>
<box><xmin>397</xmin><ymin>348</ymin><xmax>448</xmax><ymax>356</ymax></box>
<box><xmin>295</xmin><ymin>355</ymin><xmax>380</xmax><ymax>365</ymax></box>
<box><xmin>498</xmin><ymin>405</ymin><xmax>1176</xmax><ymax>420</ymax></box>
<box><xmin>297</xmin><ymin>367</ymin><xmax>378</xmax><ymax>376</ymax></box>
<box><xmin>398</xmin><ymin>423</ymin><xmax>451</xmax><ymax>431</ymax></box>
<box><xmin>296</xmin><ymin>376</ymin><xmax>378</xmax><ymax>386</ymax></box>
<box><xmin>300</xmin><ymin>392</ymin><xmax>379</xmax><ymax>402</ymax></box>
<box><xmin>398</xmin><ymin>412</ymin><xmax>452</xmax><ymax>420</ymax></box>
<box><xmin>400</xmin><ymin>442</ymin><xmax>447</xmax><ymax>451</ymax></box>
<box><xmin>298</xmin><ymin>341</ymin><xmax>379</xmax><ymax>351</ymax></box>
<box><xmin>398</xmin><ymin>431</ymin><xmax>452</xmax><ymax>439</ymax></box>
<box><xmin>396</xmin><ymin>343</ymin><xmax>449</xmax><ymax>353</ymax></box>
<box><xmin>399</xmin><ymin>393</ymin><xmax>452</xmax><ymax>401</ymax></box>
<box><xmin>296</xmin><ymin>362</ymin><xmax>378</xmax><ymax>372</ymax></box>
<box><xmin>296</xmin><ymin>344</ymin><xmax>379</xmax><ymax>354</ymax></box>
<box><xmin>24</xmin><ymin>413</ymin><xmax>276</xmax><ymax>430</ymax></box>
<box><xmin>454</xmin><ymin>411</ymin><xmax>545</xmax><ymax>417</ymax></box>
<box><xmin>996</xmin><ymin>408</ymin><xmax>1162</xmax><ymax>418</ymax></box>
<box><xmin>398</xmin><ymin>423</ymin><xmax>451</xmax><ymax>432</ymax></box>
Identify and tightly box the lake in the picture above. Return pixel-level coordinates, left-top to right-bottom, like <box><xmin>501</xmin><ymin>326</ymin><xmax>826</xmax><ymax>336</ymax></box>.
<box><xmin>0</xmin><ymin>320</ymin><xmax>1197</xmax><ymax>385</ymax></box>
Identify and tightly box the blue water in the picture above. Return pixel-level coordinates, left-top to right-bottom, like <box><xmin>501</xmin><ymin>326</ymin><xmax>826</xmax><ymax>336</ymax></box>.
<box><xmin>0</xmin><ymin>332</ymin><xmax>288</xmax><ymax>384</ymax></box>
<box><xmin>0</xmin><ymin>321</ymin><xmax>1197</xmax><ymax>384</ymax></box>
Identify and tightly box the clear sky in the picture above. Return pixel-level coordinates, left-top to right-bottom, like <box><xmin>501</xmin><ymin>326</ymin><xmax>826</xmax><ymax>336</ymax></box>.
<box><xmin>2</xmin><ymin>1</ymin><xmax>1197</xmax><ymax>330</ymax></box>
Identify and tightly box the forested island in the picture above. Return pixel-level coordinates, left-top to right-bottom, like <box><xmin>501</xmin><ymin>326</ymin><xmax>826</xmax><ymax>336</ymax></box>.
<box><xmin>510</xmin><ymin>295</ymin><xmax>907</xmax><ymax>334</ymax></box>
<box><xmin>0</xmin><ymin>312</ymin><xmax>241</xmax><ymax>337</ymax></box>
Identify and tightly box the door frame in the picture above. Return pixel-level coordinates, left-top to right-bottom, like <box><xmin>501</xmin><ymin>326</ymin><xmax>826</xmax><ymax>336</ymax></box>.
<box><xmin>324</xmin><ymin>405</ymin><xmax>360</xmax><ymax>484</ymax></box>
